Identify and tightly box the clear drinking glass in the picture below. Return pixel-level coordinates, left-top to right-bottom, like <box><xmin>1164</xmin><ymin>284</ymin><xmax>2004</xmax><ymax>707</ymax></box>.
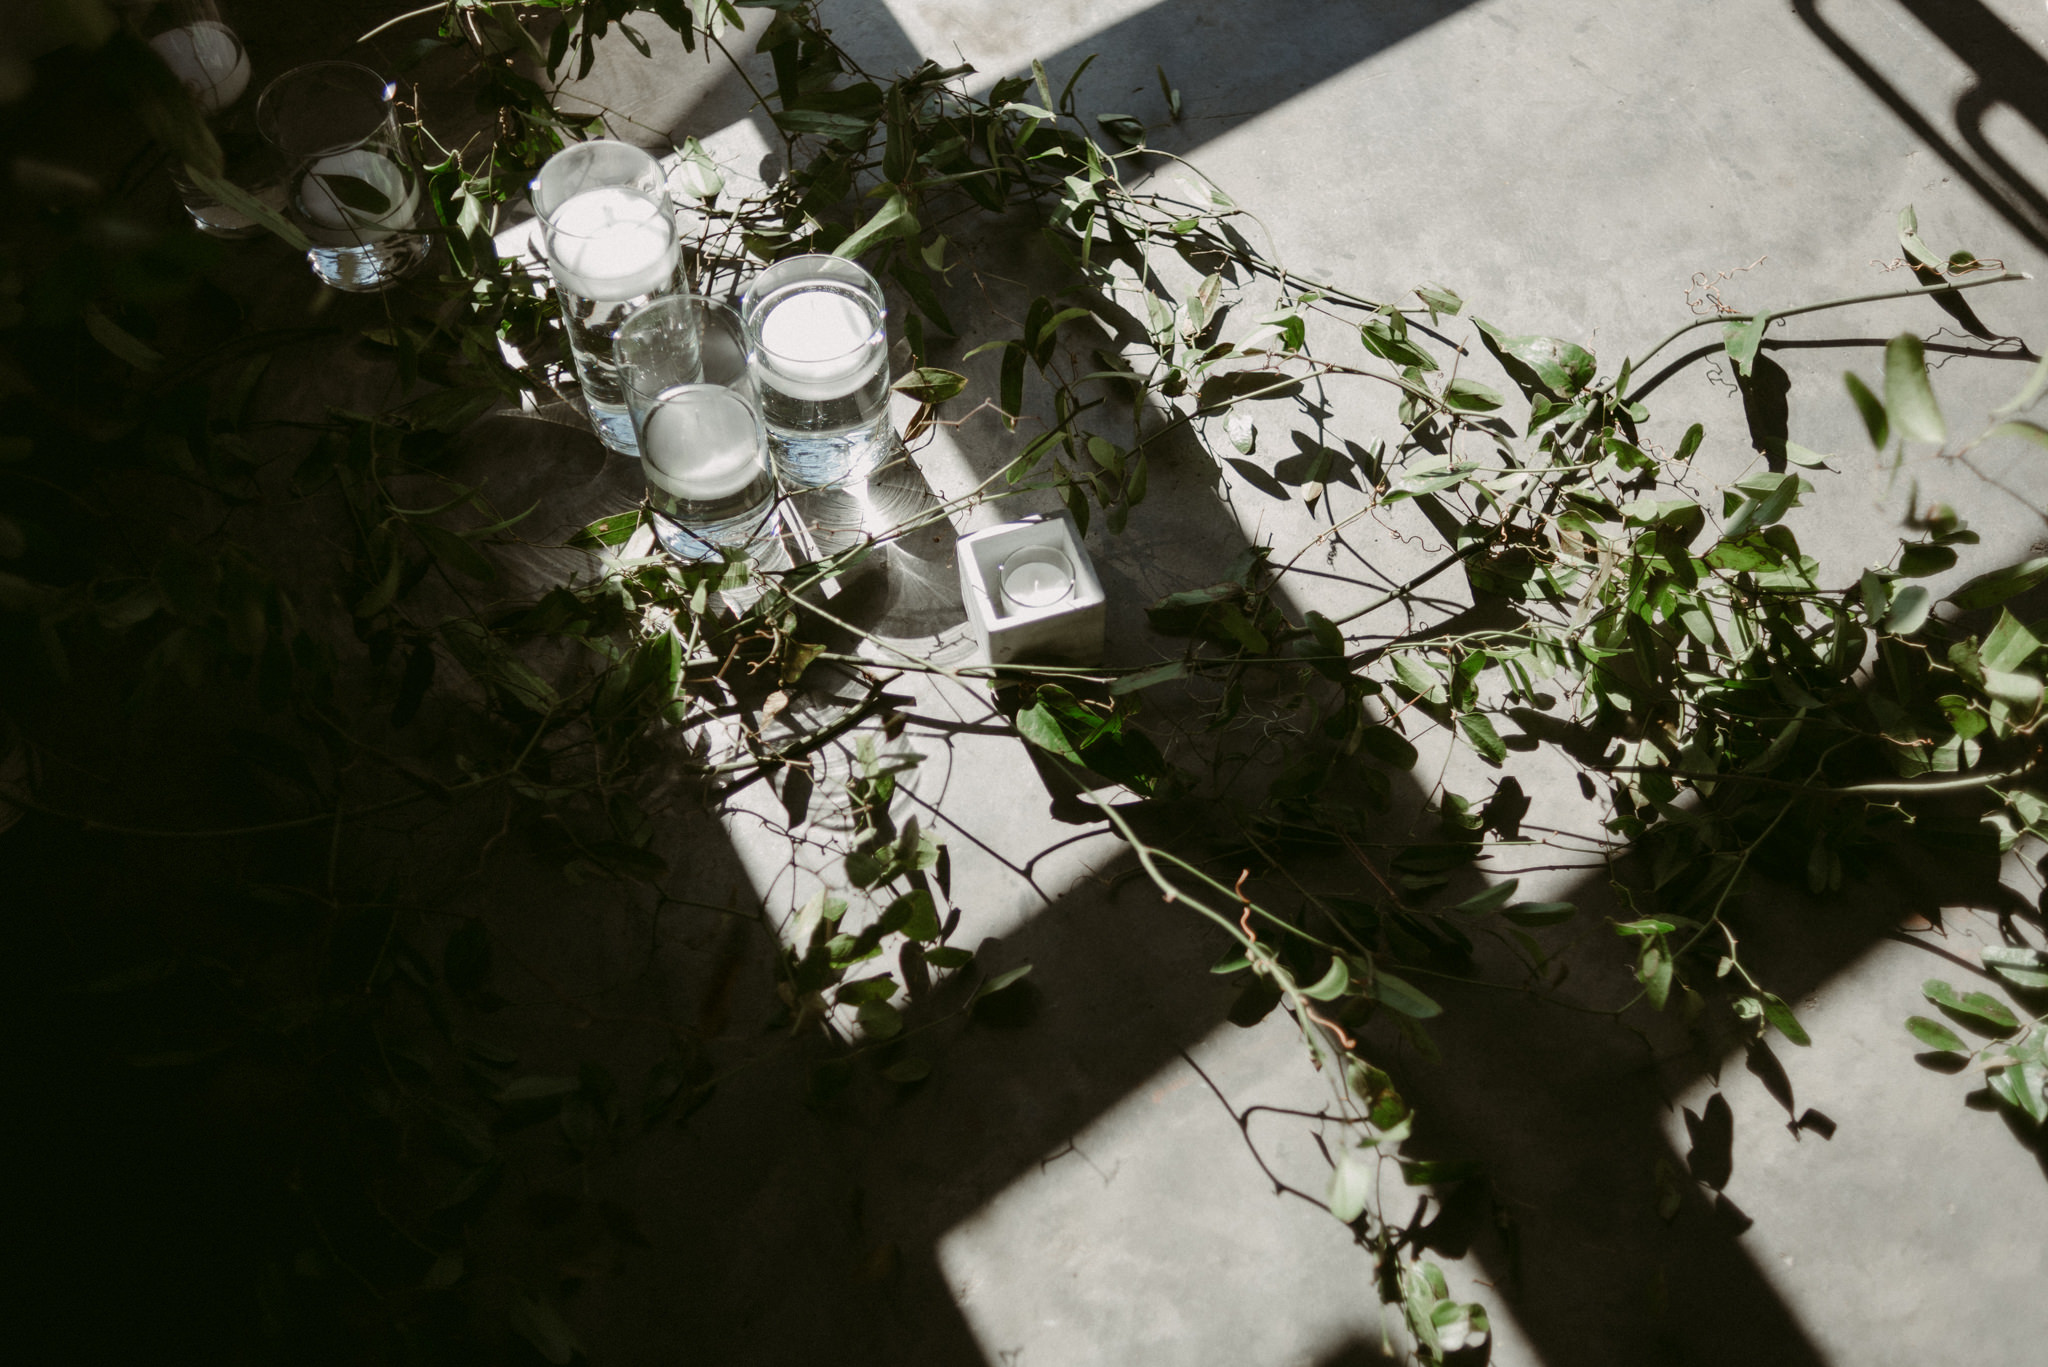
<box><xmin>537</xmin><ymin>155</ymin><xmax>682</xmax><ymax>457</ymax></box>
<box><xmin>257</xmin><ymin>61</ymin><xmax>431</xmax><ymax>291</ymax></box>
<box><xmin>135</xmin><ymin>0</ymin><xmax>281</xmax><ymax>238</ymax></box>
<box><xmin>740</xmin><ymin>253</ymin><xmax>894</xmax><ymax>489</ymax></box>
<box><xmin>618</xmin><ymin>295</ymin><xmax>780</xmax><ymax>562</ymax></box>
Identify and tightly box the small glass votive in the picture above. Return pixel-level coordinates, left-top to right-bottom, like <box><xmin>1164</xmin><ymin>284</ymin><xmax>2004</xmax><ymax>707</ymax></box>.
<box><xmin>258</xmin><ymin>61</ymin><xmax>431</xmax><ymax>291</ymax></box>
<box><xmin>618</xmin><ymin>295</ymin><xmax>779</xmax><ymax>562</ymax></box>
<box><xmin>539</xmin><ymin>166</ymin><xmax>681</xmax><ymax>457</ymax></box>
<box><xmin>740</xmin><ymin>253</ymin><xmax>893</xmax><ymax>490</ymax></box>
<box><xmin>995</xmin><ymin>544</ymin><xmax>1076</xmax><ymax>614</ymax></box>
<box><xmin>137</xmin><ymin>0</ymin><xmax>282</xmax><ymax>238</ymax></box>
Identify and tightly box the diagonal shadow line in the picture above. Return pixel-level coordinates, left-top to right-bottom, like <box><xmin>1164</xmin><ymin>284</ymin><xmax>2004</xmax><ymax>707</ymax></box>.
<box><xmin>563</xmin><ymin>4</ymin><xmax>2035</xmax><ymax>1361</ymax></box>
<box><xmin>1794</xmin><ymin>0</ymin><xmax>2048</xmax><ymax>254</ymax></box>
<box><xmin>656</xmin><ymin>410</ymin><xmax>1865</xmax><ymax>1366</ymax></box>
<box><xmin>651</xmin><ymin>0</ymin><xmax>1488</xmax><ymax>188</ymax></box>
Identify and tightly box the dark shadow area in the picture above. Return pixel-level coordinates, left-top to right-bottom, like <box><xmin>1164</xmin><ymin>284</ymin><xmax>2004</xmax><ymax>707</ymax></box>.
<box><xmin>1796</xmin><ymin>0</ymin><xmax>2048</xmax><ymax>253</ymax></box>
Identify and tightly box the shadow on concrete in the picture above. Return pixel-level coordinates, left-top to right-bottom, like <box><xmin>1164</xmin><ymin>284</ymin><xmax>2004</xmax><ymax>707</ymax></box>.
<box><xmin>1796</xmin><ymin>0</ymin><xmax>2048</xmax><ymax>253</ymax></box>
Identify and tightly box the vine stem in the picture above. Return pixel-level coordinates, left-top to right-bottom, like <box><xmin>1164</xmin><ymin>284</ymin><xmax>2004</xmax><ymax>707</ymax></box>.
<box><xmin>1623</xmin><ymin>270</ymin><xmax>2032</xmax><ymax>382</ymax></box>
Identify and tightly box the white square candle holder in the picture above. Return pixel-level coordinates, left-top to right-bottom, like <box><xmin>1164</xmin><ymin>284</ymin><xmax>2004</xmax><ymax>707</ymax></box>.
<box><xmin>957</xmin><ymin>512</ymin><xmax>1105</xmax><ymax>665</ymax></box>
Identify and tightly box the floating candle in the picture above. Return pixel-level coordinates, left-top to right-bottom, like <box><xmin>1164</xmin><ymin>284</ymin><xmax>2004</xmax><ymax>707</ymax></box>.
<box><xmin>297</xmin><ymin>149</ymin><xmax>420</xmax><ymax>242</ymax></box>
<box><xmin>150</xmin><ymin>21</ymin><xmax>250</xmax><ymax>114</ymax></box>
<box><xmin>546</xmin><ymin>186</ymin><xmax>678</xmax><ymax>303</ymax></box>
<box><xmin>755</xmin><ymin>286</ymin><xmax>884</xmax><ymax>400</ymax></box>
<box><xmin>640</xmin><ymin>388</ymin><xmax>766</xmax><ymax>503</ymax></box>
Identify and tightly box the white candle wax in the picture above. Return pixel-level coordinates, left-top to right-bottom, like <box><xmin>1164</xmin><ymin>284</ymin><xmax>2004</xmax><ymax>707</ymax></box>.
<box><xmin>547</xmin><ymin>186</ymin><xmax>678</xmax><ymax>303</ymax></box>
<box><xmin>641</xmin><ymin>389</ymin><xmax>763</xmax><ymax>501</ymax></box>
<box><xmin>1002</xmin><ymin>557</ymin><xmax>1073</xmax><ymax>609</ymax></box>
<box><xmin>299</xmin><ymin>149</ymin><xmax>420</xmax><ymax>241</ymax></box>
<box><xmin>756</xmin><ymin>288</ymin><xmax>883</xmax><ymax>400</ymax></box>
<box><xmin>150</xmin><ymin>22</ymin><xmax>250</xmax><ymax>114</ymax></box>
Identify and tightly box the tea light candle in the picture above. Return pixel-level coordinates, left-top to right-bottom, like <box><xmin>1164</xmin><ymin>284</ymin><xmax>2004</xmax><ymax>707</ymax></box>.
<box><xmin>756</xmin><ymin>288</ymin><xmax>883</xmax><ymax>399</ymax></box>
<box><xmin>641</xmin><ymin>390</ymin><xmax>763</xmax><ymax>501</ymax></box>
<box><xmin>546</xmin><ymin>186</ymin><xmax>678</xmax><ymax>303</ymax></box>
<box><xmin>150</xmin><ymin>21</ymin><xmax>250</xmax><ymax>114</ymax></box>
<box><xmin>298</xmin><ymin>149</ymin><xmax>419</xmax><ymax>241</ymax></box>
<box><xmin>998</xmin><ymin>547</ymin><xmax>1075</xmax><ymax>611</ymax></box>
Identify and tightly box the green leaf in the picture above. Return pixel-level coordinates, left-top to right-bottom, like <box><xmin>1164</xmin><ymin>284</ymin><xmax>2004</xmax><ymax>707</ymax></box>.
<box><xmin>976</xmin><ymin>963</ymin><xmax>1033</xmax><ymax>998</ymax></box>
<box><xmin>1987</xmin><ymin>420</ymin><xmax>2048</xmax><ymax>454</ymax></box>
<box><xmin>834</xmin><ymin>190</ymin><xmax>919</xmax><ymax>259</ymax></box>
<box><xmin>1883</xmin><ymin>333</ymin><xmax>1945</xmax><ymax>445</ymax></box>
<box><xmin>1442</xmin><ymin>377</ymin><xmax>1503</xmax><ymax>412</ymax></box>
<box><xmin>1109</xmin><ymin>661</ymin><xmax>1188</xmax><ymax>696</ymax></box>
<box><xmin>1947</xmin><ymin>558</ymin><xmax>2048</xmax><ymax>612</ymax></box>
<box><xmin>1453</xmin><ymin>879</ymin><xmax>1520</xmax><ymax>916</ymax></box>
<box><xmin>1982</xmin><ymin>946</ymin><xmax>2048</xmax><ymax>990</ymax></box>
<box><xmin>1371</xmin><ymin>969</ymin><xmax>1442</xmax><ymax>1019</ymax></box>
<box><xmin>884</xmin><ymin>1057</ymin><xmax>932</xmax><ymax>1083</ymax></box>
<box><xmin>1300</xmin><ymin>957</ymin><xmax>1350</xmax><ymax>1001</ymax></box>
<box><xmin>1327</xmin><ymin>1150</ymin><xmax>1373</xmax><ymax>1223</ymax></box>
<box><xmin>414</xmin><ymin>524</ymin><xmax>495</xmax><ymax>582</ymax></box>
<box><xmin>1843</xmin><ymin>372</ymin><xmax>1888</xmax><ymax>449</ymax></box>
<box><xmin>1415</xmin><ymin>284</ymin><xmax>1463</xmax><ymax>318</ymax></box>
<box><xmin>497</xmin><ymin>1075</ymin><xmax>580</xmax><ymax>1104</ymax></box>
<box><xmin>1922</xmin><ymin>978</ymin><xmax>2019</xmax><ymax>1030</ymax></box>
<box><xmin>1988</xmin><ymin>1060</ymin><xmax>2048</xmax><ymax>1125</ymax></box>
<box><xmin>891</xmin><ymin>367</ymin><xmax>968</xmax><ymax>404</ymax></box>
<box><xmin>508</xmin><ymin>1294</ymin><xmax>579</xmax><ymax>1365</ymax></box>
<box><xmin>1456</xmin><ymin>713</ymin><xmax>1506</xmax><ymax>766</ymax></box>
<box><xmin>569</xmin><ymin>509</ymin><xmax>641</xmax><ymax>550</ymax></box>
<box><xmin>1014</xmin><ymin>701</ymin><xmax>1085</xmax><ymax>764</ymax></box>
<box><xmin>1096</xmin><ymin>112</ymin><xmax>1147</xmax><ymax>147</ymax></box>
<box><xmin>857</xmin><ymin>998</ymin><xmax>903</xmax><ymax>1039</ymax></box>
<box><xmin>1675</xmin><ymin>422</ymin><xmax>1704</xmax><ymax>461</ymax></box>
<box><xmin>923</xmin><ymin>946</ymin><xmax>973</xmax><ymax>970</ymax></box>
<box><xmin>1614</xmin><ymin>918</ymin><xmax>1676</xmax><ymax>938</ymax></box>
<box><xmin>1992</xmin><ymin>350</ymin><xmax>2048</xmax><ymax>419</ymax></box>
<box><xmin>1502</xmin><ymin>901</ymin><xmax>1575</xmax><ymax>927</ymax></box>
<box><xmin>1905</xmin><ymin>1015</ymin><xmax>1967</xmax><ymax>1052</ymax></box>
<box><xmin>1722</xmin><ymin>314</ymin><xmax>1769</xmax><ymax>378</ymax></box>
<box><xmin>82</xmin><ymin>306</ymin><xmax>163</xmax><ymax>370</ymax></box>
<box><xmin>1760</xmin><ymin>992</ymin><xmax>1811</xmax><ymax>1046</ymax></box>
<box><xmin>1473</xmin><ymin>318</ymin><xmax>1596</xmax><ymax>399</ymax></box>
<box><xmin>1884</xmin><ymin>584</ymin><xmax>1933</xmax><ymax>635</ymax></box>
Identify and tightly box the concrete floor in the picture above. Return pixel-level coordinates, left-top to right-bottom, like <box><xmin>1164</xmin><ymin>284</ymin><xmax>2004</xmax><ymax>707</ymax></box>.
<box><xmin>505</xmin><ymin>2</ymin><xmax>2048</xmax><ymax>1365</ymax></box>
<box><xmin>80</xmin><ymin>1</ymin><xmax>2048</xmax><ymax>1363</ymax></box>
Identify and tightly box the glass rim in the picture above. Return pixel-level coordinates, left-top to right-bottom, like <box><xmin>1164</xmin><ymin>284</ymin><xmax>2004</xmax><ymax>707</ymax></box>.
<box><xmin>742</xmin><ymin>253</ymin><xmax>886</xmax><ymax>366</ymax></box>
<box><xmin>257</xmin><ymin>60</ymin><xmax>397</xmax><ymax>156</ymax></box>
<box><xmin>529</xmin><ymin>138</ymin><xmax>666</xmax><ymax>222</ymax></box>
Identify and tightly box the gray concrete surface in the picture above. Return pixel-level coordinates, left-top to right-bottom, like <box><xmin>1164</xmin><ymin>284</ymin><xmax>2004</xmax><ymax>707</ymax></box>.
<box><xmin>112</xmin><ymin>2</ymin><xmax>2048</xmax><ymax>1363</ymax></box>
<box><xmin>517</xmin><ymin>3</ymin><xmax>2048</xmax><ymax>1365</ymax></box>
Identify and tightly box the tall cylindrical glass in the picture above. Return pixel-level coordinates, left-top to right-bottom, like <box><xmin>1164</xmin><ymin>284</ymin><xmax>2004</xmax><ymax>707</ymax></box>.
<box><xmin>137</xmin><ymin>0</ymin><xmax>282</xmax><ymax>238</ymax></box>
<box><xmin>538</xmin><ymin>161</ymin><xmax>682</xmax><ymax>457</ymax></box>
<box><xmin>740</xmin><ymin>254</ymin><xmax>894</xmax><ymax>489</ymax></box>
<box><xmin>257</xmin><ymin>62</ymin><xmax>431</xmax><ymax>291</ymax></box>
<box><xmin>618</xmin><ymin>296</ymin><xmax>779</xmax><ymax>562</ymax></box>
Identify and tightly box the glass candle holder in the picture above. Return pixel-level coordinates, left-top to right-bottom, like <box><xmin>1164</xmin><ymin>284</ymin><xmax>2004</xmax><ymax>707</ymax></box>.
<box><xmin>536</xmin><ymin>149</ymin><xmax>681</xmax><ymax>457</ymax></box>
<box><xmin>740</xmin><ymin>253</ymin><xmax>893</xmax><ymax>490</ymax></box>
<box><xmin>530</xmin><ymin>138</ymin><xmax>667</xmax><ymax>221</ymax></box>
<box><xmin>136</xmin><ymin>0</ymin><xmax>282</xmax><ymax>238</ymax></box>
<box><xmin>618</xmin><ymin>295</ymin><xmax>779</xmax><ymax>562</ymax></box>
<box><xmin>995</xmin><ymin>544</ymin><xmax>1076</xmax><ymax>614</ymax></box>
<box><xmin>258</xmin><ymin>61</ymin><xmax>431</xmax><ymax>291</ymax></box>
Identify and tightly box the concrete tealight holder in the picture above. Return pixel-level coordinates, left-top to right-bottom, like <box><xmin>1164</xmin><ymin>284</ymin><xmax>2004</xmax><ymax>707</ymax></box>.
<box><xmin>957</xmin><ymin>512</ymin><xmax>1105</xmax><ymax>665</ymax></box>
